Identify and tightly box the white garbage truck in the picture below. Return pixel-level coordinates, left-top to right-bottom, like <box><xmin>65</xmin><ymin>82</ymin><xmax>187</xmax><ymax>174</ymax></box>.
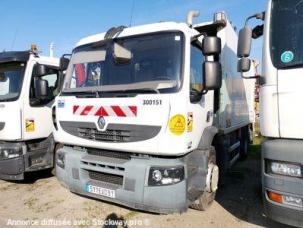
<box><xmin>0</xmin><ymin>46</ymin><xmax>67</xmax><ymax>180</ymax></box>
<box><xmin>237</xmin><ymin>0</ymin><xmax>303</xmax><ymax>226</ymax></box>
<box><xmin>54</xmin><ymin>11</ymin><xmax>255</xmax><ymax>213</ymax></box>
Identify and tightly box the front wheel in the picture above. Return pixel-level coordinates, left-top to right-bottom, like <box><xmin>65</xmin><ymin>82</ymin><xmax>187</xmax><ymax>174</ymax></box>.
<box><xmin>190</xmin><ymin>148</ymin><xmax>219</xmax><ymax>211</ymax></box>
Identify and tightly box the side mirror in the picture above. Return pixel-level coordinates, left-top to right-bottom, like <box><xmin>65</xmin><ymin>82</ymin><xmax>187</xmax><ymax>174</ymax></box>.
<box><xmin>203</xmin><ymin>61</ymin><xmax>222</xmax><ymax>90</ymax></box>
<box><xmin>34</xmin><ymin>64</ymin><xmax>47</xmax><ymax>77</ymax></box>
<box><xmin>35</xmin><ymin>79</ymin><xmax>49</xmax><ymax>99</ymax></box>
<box><xmin>202</xmin><ymin>37</ymin><xmax>222</xmax><ymax>56</ymax></box>
<box><xmin>237</xmin><ymin>58</ymin><xmax>251</xmax><ymax>73</ymax></box>
<box><xmin>113</xmin><ymin>42</ymin><xmax>132</xmax><ymax>64</ymax></box>
<box><xmin>59</xmin><ymin>56</ymin><xmax>70</xmax><ymax>71</ymax></box>
<box><xmin>237</xmin><ymin>26</ymin><xmax>253</xmax><ymax>58</ymax></box>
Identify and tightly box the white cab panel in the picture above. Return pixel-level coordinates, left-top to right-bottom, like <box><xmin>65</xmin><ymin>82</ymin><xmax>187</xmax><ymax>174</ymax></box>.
<box><xmin>278</xmin><ymin>69</ymin><xmax>303</xmax><ymax>139</ymax></box>
<box><xmin>0</xmin><ymin>101</ymin><xmax>22</xmax><ymax>140</ymax></box>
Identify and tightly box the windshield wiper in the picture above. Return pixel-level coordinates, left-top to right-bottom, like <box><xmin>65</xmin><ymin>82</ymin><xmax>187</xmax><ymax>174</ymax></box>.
<box><xmin>0</xmin><ymin>98</ymin><xmax>18</xmax><ymax>102</ymax></box>
<box><xmin>120</xmin><ymin>88</ymin><xmax>160</xmax><ymax>94</ymax></box>
<box><xmin>61</xmin><ymin>90</ymin><xmax>100</xmax><ymax>98</ymax></box>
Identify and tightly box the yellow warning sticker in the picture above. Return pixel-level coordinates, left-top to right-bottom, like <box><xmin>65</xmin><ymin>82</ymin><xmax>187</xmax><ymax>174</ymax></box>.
<box><xmin>26</xmin><ymin>119</ymin><xmax>35</xmax><ymax>132</ymax></box>
<box><xmin>187</xmin><ymin>112</ymin><xmax>193</xmax><ymax>132</ymax></box>
<box><xmin>169</xmin><ymin>114</ymin><xmax>186</xmax><ymax>135</ymax></box>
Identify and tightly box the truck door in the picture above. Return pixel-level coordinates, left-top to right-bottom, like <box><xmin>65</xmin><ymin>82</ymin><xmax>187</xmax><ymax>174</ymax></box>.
<box><xmin>273</xmin><ymin>1</ymin><xmax>303</xmax><ymax>139</ymax></box>
<box><xmin>188</xmin><ymin>44</ymin><xmax>213</xmax><ymax>147</ymax></box>
<box><xmin>278</xmin><ymin>69</ymin><xmax>303</xmax><ymax>139</ymax></box>
<box><xmin>23</xmin><ymin>60</ymin><xmax>59</xmax><ymax>140</ymax></box>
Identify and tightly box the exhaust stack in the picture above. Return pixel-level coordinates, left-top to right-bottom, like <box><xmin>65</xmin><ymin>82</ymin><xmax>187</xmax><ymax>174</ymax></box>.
<box><xmin>187</xmin><ymin>10</ymin><xmax>200</xmax><ymax>27</ymax></box>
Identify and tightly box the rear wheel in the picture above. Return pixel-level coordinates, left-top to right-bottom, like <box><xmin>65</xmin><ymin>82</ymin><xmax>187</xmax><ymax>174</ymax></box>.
<box><xmin>190</xmin><ymin>148</ymin><xmax>219</xmax><ymax>211</ymax></box>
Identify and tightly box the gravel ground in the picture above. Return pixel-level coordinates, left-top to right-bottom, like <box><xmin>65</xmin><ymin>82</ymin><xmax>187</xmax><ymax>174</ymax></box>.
<box><xmin>0</xmin><ymin>143</ymin><xmax>291</xmax><ymax>228</ymax></box>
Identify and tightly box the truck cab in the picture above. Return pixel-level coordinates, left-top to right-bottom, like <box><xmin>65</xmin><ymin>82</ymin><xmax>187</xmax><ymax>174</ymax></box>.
<box><xmin>0</xmin><ymin>47</ymin><xmax>61</xmax><ymax>180</ymax></box>
<box><xmin>54</xmin><ymin>12</ymin><xmax>255</xmax><ymax>214</ymax></box>
<box><xmin>238</xmin><ymin>1</ymin><xmax>303</xmax><ymax>226</ymax></box>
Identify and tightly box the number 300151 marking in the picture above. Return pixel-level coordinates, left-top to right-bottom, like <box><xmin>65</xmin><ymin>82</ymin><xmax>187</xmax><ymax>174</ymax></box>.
<box><xmin>143</xmin><ymin>100</ymin><xmax>162</xmax><ymax>105</ymax></box>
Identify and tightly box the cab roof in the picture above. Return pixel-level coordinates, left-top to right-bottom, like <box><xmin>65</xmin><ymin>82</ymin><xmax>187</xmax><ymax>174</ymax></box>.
<box><xmin>0</xmin><ymin>51</ymin><xmax>30</xmax><ymax>64</ymax></box>
<box><xmin>0</xmin><ymin>50</ymin><xmax>59</xmax><ymax>65</ymax></box>
<box><xmin>75</xmin><ymin>21</ymin><xmax>196</xmax><ymax>48</ymax></box>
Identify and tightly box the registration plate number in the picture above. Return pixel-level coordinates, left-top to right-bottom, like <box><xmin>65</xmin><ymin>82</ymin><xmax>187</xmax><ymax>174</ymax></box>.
<box><xmin>86</xmin><ymin>184</ymin><xmax>116</xmax><ymax>198</ymax></box>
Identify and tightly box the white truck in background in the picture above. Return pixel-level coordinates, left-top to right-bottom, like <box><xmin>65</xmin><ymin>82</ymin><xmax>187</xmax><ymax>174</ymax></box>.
<box><xmin>237</xmin><ymin>0</ymin><xmax>303</xmax><ymax>226</ymax></box>
<box><xmin>0</xmin><ymin>46</ymin><xmax>68</xmax><ymax>180</ymax></box>
<box><xmin>53</xmin><ymin>11</ymin><xmax>255</xmax><ymax>213</ymax></box>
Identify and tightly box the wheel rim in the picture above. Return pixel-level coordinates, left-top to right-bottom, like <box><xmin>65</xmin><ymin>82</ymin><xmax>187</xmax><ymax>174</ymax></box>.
<box><xmin>206</xmin><ymin>163</ymin><xmax>219</xmax><ymax>193</ymax></box>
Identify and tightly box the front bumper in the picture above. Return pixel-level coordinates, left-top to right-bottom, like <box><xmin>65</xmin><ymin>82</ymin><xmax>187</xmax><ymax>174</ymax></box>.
<box><xmin>0</xmin><ymin>156</ymin><xmax>25</xmax><ymax>180</ymax></box>
<box><xmin>264</xmin><ymin>197</ymin><xmax>303</xmax><ymax>227</ymax></box>
<box><xmin>56</xmin><ymin>146</ymin><xmax>191</xmax><ymax>214</ymax></box>
<box><xmin>262</xmin><ymin>139</ymin><xmax>303</xmax><ymax>227</ymax></box>
<box><xmin>0</xmin><ymin>136</ymin><xmax>55</xmax><ymax>181</ymax></box>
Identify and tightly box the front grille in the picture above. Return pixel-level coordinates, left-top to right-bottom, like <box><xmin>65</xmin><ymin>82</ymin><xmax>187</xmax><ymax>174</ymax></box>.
<box><xmin>88</xmin><ymin>149</ymin><xmax>131</xmax><ymax>160</ymax></box>
<box><xmin>78</xmin><ymin>128</ymin><xmax>130</xmax><ymax>142</ymax></box>
<box><xmin>88</xmin><ymin>171</ymin><xmax>123</xmax><ymax>186</ymax></box>
<box><xmin>60</xmin><ymin>121</ymin><xmax>161</xmax><ymax>143</ymax></box>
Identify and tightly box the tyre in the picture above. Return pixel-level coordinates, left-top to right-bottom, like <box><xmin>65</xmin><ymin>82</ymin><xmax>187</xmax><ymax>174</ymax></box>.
<box><xmin>240</xmin><ymin>127</ymin><xmax>250</xmax><ymax>160</ymax></box>
<box><xmin>190</xmin><ymin>148</ymin><xmax>219</xmax><ymax>211</ymax></box>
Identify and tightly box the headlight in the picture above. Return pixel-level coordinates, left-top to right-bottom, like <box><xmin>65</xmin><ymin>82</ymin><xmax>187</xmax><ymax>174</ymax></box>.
<box><xmin>268</xmin><ymin>161</ymin><xmax>302</xmax><ymax>177</ymax></box>
<box><xmin>0</xmin><ymin>146</ymin><xmax>22</xmax><ymax>160</ymax></box>
<box><xmin>56</xmin><ymin>153</ymin><xmax>65</xmax><ymax>169</ymax></box>
<box><xmin>148</xmin><ymin>166</ymin><xmax>184</xmax><ymax>186</ymax></box>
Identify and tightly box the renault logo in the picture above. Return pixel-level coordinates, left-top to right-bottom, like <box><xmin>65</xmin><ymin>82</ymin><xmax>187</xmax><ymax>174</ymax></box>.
<box><xmin>97</xmin><ymin>116</ymin><xmax>106</xmax><ymax>129</ymax></box>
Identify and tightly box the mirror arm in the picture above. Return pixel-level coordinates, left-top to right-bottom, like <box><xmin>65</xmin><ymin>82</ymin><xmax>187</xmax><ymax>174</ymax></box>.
<box><xmin>201</xmin><ymin>89</ymin><xmax>208</xmax><ymax>95</ymax></box>
<box><xmin>244</xmin><ymin>12</ymin><xmax>265</xmax><ymax>26</ymax></box>
<box><xmin>62</xmin><ymin>53</ymin><xmax>72</xmax><ymax>58</ymax></box>
<box><xmin>191</xmin><ymin>32</ymin><xmax>208</xmax><ymax>42</ymax></box>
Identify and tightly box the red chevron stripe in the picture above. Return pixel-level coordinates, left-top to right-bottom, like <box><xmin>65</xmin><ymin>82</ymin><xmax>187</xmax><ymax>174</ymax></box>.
<box><xmin>80</xmin><ymin>106</ymin><xmax>93</xmax><ymax>115</ymax></box>
<box><xmin>129</xmin><ymin>106</ymin><xmax>137</xmax><ymax>116</ymax></box>
<box><xmin>111</xmin><ymin>106</ymin><xmax>126</xmax><ymax>117</ymax></box>
<box><xmin>73</xmin><ymin>105</ymin><xmax>79</xmax><ymax>114</ymax></box>
<box><xmin>95</xmin><ymin>107</ymin><xmax>109</xmax><ymax>116</ymax></box>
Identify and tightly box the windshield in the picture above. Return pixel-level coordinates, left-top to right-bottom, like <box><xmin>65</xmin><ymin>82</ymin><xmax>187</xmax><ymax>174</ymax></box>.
<box><xmin>271</xmin><ymin>0</ymin><xmax>303</xmax><ymax>69</ymax></box>
<box><xmin>0</xmin><ymin>62</ymin><xmax>26</xmax><ymax>102</ymax></box>
<box><xmin>63</xmin><ymin>32</ymin><xmax>183</xmax><ymax>94</ymax></box>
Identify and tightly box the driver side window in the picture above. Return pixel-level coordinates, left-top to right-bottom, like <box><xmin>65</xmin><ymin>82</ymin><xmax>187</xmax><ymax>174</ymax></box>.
<box><xmin>190</xmin><ymin>45</ymin><xmax>204</xmax><ymax>93</ymax></box>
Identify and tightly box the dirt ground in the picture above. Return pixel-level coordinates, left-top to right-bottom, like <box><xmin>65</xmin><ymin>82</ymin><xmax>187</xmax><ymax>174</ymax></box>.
<box><xmin>0</xmin><ymin>142</ymin><xmax>291</xmax><ymax>228</ymax></box>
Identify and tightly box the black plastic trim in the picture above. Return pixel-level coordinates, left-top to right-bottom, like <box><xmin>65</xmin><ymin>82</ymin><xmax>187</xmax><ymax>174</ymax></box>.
<box><xmin>0</xmin><ymin>51</ymin><xmax>30</xmax><ymax>64</ymax></box>
<box><xmin>60</xmin><ymin>121</ymin><xmax>161</xmax><ymax>143</ymax></box>
<box><xmin>0</xmin><ymin>122</ymin><xmax>5</xmax><ymax>131</ymax></box>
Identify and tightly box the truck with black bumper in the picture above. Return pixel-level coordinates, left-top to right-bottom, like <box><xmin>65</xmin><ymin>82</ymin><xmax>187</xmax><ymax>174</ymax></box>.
<box><xmin>237</xmin><ymin>1</ymin><xmax>303</xmax><ymax>226</ymax></box>
<box><xmin>0</xmin><ymin>46</ymin><xmax>64</xmax><ymax>180</ymax></box>
<box><xmin>54</xmin><ymin>12</ymin><xmax>255</xmax><ymax>213</ymax></box>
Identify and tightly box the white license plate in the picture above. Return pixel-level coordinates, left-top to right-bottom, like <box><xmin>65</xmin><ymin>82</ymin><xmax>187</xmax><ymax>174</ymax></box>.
<box><xmin>86</xmin><ymin>184</ymin><xmax>116</xmax><ymax>198</ymax></box>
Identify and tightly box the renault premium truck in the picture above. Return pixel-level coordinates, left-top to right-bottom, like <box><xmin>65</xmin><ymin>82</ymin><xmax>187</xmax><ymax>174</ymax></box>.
<box><xmin>237</xmin><ymin>0</ymin><xmax>303</xmax><ymax>226</ymax></box>
<box><xmin>54</xmin><ymin>11</ymin><xmax>255</xmax><ymax>213</ymax></box>
<box><xmin>0</xmin><ymin>46</ymin><xmax>66</xmax><ymax>180</ymax></box>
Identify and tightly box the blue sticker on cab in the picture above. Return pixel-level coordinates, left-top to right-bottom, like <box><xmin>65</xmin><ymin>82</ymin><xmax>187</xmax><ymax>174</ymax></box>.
<box><xmin>58</xmin><ymin>100</ymin><xmax>65</xmax><ymax>108</ymax></box>
<box><xmin>281</xmin><ymin>51</ymin><xmax>294</xmax><ymax>63</ymax></box>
